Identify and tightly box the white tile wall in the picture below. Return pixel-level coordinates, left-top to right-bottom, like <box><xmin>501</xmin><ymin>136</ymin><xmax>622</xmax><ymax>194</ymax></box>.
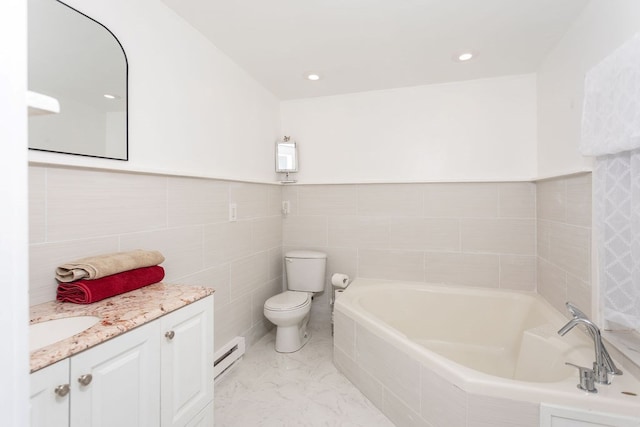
<box><xmin>45</xmin><ymin>168</ymin><xmax>167</xmax><ymax>241</ymax></box>
<box><xmin>282</xmin><ymin>215</ymin><xmax>328</xmax><ymax>247</ymax></box>
<box><xmin>355</xmin><ymin>324</ymin><xmax>422</xmax><ymax>411</ymax></box>
<box><xmin>460</xmin><ymin>218</ymin><xmax>535</xmax><ymax>255</ymax></box>
<box><xmin>499</xmin><ymin>255</ymin><xmax>537</xmax><ymax>291</ymax></box>
<box><xmin>298</xmin><ymin>185</ymin><xmax>358</xmax><ymax>216</ymax></box>
<box><xmin>421</xmin><ymin>368</ymin><xmax>467</xmax><ymax>427</ymax></box>
<box><xmin>425</xmin><ymin>252</ymin><xmax>499</xmax><ymax>288</ymax></box>
<box><xmin>333</xmin><ymin>346</ymin><xmax>385</xmax><ymax>409</ymax></box>
<box><xmin>424</xmin><ymin>183</ymin><xmax>499</xmax><ymax>218</ymax></box>
<box><xmin>383</xmin><ymin>390</ymin><xmax>430</xmax><ymax>427</ymax></box>
<box><xmin>358</xmin><ymin>184</ymin><xmax>424</xmax><ymax>217</ymax></box>
<box><xmin>498</xmin><ymin>183</ymin><xmax>536</xmax><ymax>218</ymax></box>
<box><xmin>204</xmin><ymin>221</ymin><xmax>253</xmax><ymax>266</ymax></box>
<box><xmin>285</xmin><ymin>181</ymin><xmax>537</xmax><ymax>291</ymax></box>
<box><xmin>332</xmin><ymin>310</ymin><xmax>355</xmax><ymax>358</ymax></box>
<box><xmin>167</xmin><ymin>177</ymin><xmax>228</xmax><ymax>226</ymax></box>
<box><xmin>29</xmin><ymin>167</ymin><xmax>594</xmax><ymax>369</ymax></box>
<box><xmin>28</xmin><ymin>165</ymin><xmax>283</xmax><ymax>352</ymax></box>
<box><xmin>230</xmin><ymin>182</ymin><xmax>268</xmax><ymax>219</ymax></box>
<box><xmin>229</xmin><ymin>252</ymin><xmax>268</xmax><ymax>300</ymax></box>
<box><xmin>536</xmin><ymin>173</ymin><xmax>592</xmax><ymax>317</ymax></box>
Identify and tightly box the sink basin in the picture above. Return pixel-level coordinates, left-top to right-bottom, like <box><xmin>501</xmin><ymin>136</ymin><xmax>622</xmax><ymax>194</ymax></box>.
<box><xmin>30</xmin><ymin>316</ymin><xmax>101</xmax><ymax>352</ymax></box>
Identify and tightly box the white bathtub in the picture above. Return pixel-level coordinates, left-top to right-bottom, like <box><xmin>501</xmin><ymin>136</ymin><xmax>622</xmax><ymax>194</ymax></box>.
<box><xmin>333</xmin><ymin>279</ymin><xmax>640</xmax><ymax>426</ymax></box>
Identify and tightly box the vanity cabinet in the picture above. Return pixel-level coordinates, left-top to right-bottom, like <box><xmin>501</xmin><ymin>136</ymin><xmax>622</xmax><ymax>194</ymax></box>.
<box><xmin>70</xmin><ymin>320</ymin><xmax>160</xmax><ymax>427</ymax></box>
<box><xmin>30</xmin><ymin>359</ymin><xmax>69</xmax><ymax>427</ymax></box>
<box><xmin>30</xmin><ymin>294</ymin><xmax>214</xmax><ymax>427</ymax></box>
<box><xmin>160</xmin><ymin>297</ymin><xmax>214</xmax><ymax>427</ymax></box>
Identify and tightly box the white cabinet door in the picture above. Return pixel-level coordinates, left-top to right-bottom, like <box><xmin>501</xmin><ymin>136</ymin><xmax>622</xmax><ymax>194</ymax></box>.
<box><xmin>185</xmin><ymin>402</ymin><xmax>214</xmax><ymax>427</ymax></box>
<box><xmin>161</xmin><ymin>295</ymin><xmax>214</xmax><ymax>427</ymax></box>
<box><xmin>70</xmin><ymin>320</ymin><xmax>161</xmax><ymax>427</ymax></box>
<box><xmin>30</xmin><ymin>359</ymin><xmax>70</xmax><ymax>427</ymax></box>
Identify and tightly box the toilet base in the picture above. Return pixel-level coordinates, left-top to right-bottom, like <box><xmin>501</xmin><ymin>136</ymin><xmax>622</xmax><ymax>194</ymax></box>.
<box><xmin>274</xmin><ymin>314</ymin><xmax>310</xmax><ymax>353</ymax></box>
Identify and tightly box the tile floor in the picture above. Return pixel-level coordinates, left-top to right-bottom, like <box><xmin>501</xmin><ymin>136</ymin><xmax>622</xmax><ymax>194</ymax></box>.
<box><xmin>214</xmin><ymin>313</ymin><xmax>395</xmax><ymax>426</ymax></box>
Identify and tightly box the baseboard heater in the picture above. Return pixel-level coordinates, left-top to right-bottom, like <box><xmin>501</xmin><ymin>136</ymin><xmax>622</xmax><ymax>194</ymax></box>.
<box><xmin>214</xmin><ymin>336</ymin><xmax>245</xmax><ymax>380</ymax></box>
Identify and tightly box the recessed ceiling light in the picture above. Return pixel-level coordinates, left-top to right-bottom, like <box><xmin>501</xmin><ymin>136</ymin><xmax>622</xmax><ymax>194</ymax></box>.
<box><xmin>305</xmin><ymin>73</ymin><xmax>321</xmax><ymax>81</ymax></box>
<box><xmin>455</xmin><ymin>52</ymin><xmax>475</xmax><ymax>62</ymax></box>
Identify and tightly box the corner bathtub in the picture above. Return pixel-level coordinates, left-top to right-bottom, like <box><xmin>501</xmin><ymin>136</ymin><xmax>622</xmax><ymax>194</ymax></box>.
<box><xmin>333</xmin><ymin>279</ymin><xmax>640</xmax><ymax>426</ymax></box>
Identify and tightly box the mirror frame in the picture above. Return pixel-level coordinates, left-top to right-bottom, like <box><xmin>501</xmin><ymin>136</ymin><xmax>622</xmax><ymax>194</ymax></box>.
<box><xmin>28</xmin><ymin>0</ymin><xmax>129</xmax><ymax>161</ymax></box>
<box><xmin>275</xmin><ymin>140</ymin><xmax>298</xmax><ymax>173</ymax></box>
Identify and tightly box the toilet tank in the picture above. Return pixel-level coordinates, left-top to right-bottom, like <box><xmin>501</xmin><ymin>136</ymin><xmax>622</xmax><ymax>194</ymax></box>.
<box><xmin>285</xmin><ymin>250</ymin><xmax>327</xmax><ymax>292</ymax></box>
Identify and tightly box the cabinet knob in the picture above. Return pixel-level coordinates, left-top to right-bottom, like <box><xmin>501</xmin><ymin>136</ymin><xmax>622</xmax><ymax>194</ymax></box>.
<box><xmin>78</xmin><ymin>374</ymin><xmax>93</xmax><ymax>386</ymax></box>
<box><xmin>165</xmin><ymin>330</ymin><xmax>175</xmax><ymax>340</ymax></box>
<box><xmin>54</xmin><ymin>384</ymin><xmax>70</xmax><ymax>397</ymax></box>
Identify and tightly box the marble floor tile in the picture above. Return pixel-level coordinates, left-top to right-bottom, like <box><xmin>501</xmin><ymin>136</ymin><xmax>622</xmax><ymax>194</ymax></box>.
<box><xmin>214</xmin><ymin>315</ymin><xmax>394</xmax><ymax>426</ymax></box>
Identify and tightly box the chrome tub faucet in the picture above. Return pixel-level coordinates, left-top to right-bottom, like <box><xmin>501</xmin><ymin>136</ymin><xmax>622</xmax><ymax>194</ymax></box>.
<box><xmin>558</xmin><ymin>302</ymin><xmax>622</xmax><ymax>392</ymax></box>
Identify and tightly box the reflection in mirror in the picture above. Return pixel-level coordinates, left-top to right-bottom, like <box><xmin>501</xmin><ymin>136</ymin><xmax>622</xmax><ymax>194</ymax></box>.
<box><xmin>276</xmin><ymin>138</ymin><xmax>298</xmax><ymax>172</ymax></box>
<box><xmin>276</xmin><ymin>137</ymin><xmax>298</xmax><ymax>183</ymax></box>
<box><xmin>28</xmin><ymin>0</ymin><xmax>128</xmax><ymax>160</ymax></box>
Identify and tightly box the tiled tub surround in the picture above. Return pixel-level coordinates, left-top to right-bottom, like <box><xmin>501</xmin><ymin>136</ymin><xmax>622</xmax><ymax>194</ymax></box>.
<box><xmin>536</xmin><ymin>173</ymin><xmax>592</xmax><ymax>318</ymax></box>
<box><xmin>283</xmin><ymin>181</ymin><xmax>537</xmax><ymax>312</ymax></box>
<box><xmin>536</xmin><ymin>173</ymin><xmax>640</xmax><ymax>381</ymax></box>
<box><xmin>29</xmin><ymin>282</ymin><xmax>212</xmax><ymax>372</ymax></box>
<box><xmin>29</xmin><ymin>165</ymin><xmax>283</xmax><ymax>353</ymax></box>
<box><xmin>334</xmin><ymin>279</ymin><xmax>640</xmax><ymax>427</ymax></box>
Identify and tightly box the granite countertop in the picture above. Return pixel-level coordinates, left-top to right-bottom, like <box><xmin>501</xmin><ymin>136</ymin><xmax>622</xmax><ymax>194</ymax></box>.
<box><xmin>29</xmin><ymin>282</ymin><xmax>214</xmax><ymax>373</ymax></box>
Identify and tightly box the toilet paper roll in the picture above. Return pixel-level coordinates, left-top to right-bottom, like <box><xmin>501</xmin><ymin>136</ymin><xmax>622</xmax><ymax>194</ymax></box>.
<box><xmin>334</xmin><ymin>289</ymin><xmax>345</xmax><ymax>300</ymax></box>
<box><xmin>331</xmin><ymin>273</ymin><xmax>350</xmax><ymax>288</ymax></box>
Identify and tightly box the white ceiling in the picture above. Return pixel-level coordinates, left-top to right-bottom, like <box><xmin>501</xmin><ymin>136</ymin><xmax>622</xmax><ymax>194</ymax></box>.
<box><xmin>162</xmin><ymin>0</ymin><xmax>590</xmax><ymax>100</ymax></box>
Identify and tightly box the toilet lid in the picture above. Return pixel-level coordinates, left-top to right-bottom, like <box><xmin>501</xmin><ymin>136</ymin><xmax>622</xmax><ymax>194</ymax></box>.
<box><xmin>264</xmin><ymin>291</ymin><xmax>310</xmax><ymax>311</ymax></box>
<box><xmin>285</xmin><ymin>250</ymin><xmax>327</xmax><ymax>259</ymax></box>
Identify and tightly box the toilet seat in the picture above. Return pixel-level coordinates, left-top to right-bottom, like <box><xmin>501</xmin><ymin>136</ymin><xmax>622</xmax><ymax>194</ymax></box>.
<box><xmin>264</xmin><ymin>291</ymin><xmax>310</xmax><ymax>311</ymax></box>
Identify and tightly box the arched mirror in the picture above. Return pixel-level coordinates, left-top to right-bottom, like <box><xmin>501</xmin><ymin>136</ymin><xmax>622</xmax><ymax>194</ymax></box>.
<box><xmin>28</xmin><ymin>0</ymin><xmax>128</xmax><ymax>160</ymax></box>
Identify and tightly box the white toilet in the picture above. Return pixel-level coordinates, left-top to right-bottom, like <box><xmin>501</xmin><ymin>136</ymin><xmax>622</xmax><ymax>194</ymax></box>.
<box><xmin>263</xmin><ymin>250</ymin><xmax>327</xmax><ymax>353</ymax></box>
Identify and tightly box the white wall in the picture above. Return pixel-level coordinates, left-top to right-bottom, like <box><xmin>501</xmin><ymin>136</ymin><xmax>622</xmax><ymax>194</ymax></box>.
<box><xmin>0</xmin><ymin>0</ymin><xmax>29</xmax><ymax>424</ymax></box>
<box><xmin>28</xmin><ymin>0</ymin><xmax>281</xmax><ymax>183</ymax></box>
<box><xmin>537</xmin><ymin>0</ymin><xmax>640</xmax><ymax>177</ymax></box>
<box><xmin>281</xmin><ymin>74</ymin><xmax>537</xmax><ymax>183</ymax></box>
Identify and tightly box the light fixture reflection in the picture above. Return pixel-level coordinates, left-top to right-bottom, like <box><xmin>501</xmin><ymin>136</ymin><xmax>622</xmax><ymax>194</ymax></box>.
<box><xmin>456</xmin><ymin>52</ymin><xmax>474</xmax><ymax>62</ymax></box>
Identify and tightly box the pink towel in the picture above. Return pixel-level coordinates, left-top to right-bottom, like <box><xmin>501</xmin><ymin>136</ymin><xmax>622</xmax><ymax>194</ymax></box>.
<box><xmin>56</xmin><ymin>266</ymin><xmax>165</xmax><ymax>304</ymax></box>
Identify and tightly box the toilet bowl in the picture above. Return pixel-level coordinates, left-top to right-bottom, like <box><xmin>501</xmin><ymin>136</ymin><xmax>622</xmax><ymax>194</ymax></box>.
<box><xmin>264</xmin><ymin>291</ymin><xmax>312</xmax><ymax>353</ymax></box>
<box><xmin>263</xmin><ymin>250</ymin><xmax>326</xmax><ymax>353</ymax></box>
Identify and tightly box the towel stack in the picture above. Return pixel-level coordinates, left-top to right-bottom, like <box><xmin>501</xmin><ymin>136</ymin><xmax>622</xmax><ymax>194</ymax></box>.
<box><xmin>56</xmin><ymin>249</ymin><xmax>166</xmax><ymax>304</ymax></box>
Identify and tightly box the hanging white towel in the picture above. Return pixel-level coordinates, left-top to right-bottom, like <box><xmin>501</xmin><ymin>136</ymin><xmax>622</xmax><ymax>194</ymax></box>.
<box><xmin>581</xmin><ymin>33</ymin><xmax>640</xmax><ymax>156</ymax></box>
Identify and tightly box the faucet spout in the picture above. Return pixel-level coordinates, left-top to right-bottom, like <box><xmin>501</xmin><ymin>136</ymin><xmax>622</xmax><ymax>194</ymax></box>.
<box><xmin>563</xmin><ymin>302</ymin><xmax>623</xmax><ymax>376</ymax></box>
<box><xmin>557</xmin><ymin>302</ymin><xmax>622</xmax><ymax>384</ymax></box>
<box><xmin>558</xmin><ymin>317</ymin><xmax>607</xmax><ymax>382</ymax></box>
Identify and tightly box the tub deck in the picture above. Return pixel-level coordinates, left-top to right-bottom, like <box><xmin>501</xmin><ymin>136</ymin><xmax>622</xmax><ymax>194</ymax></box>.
<box><xmin>333</xmin><ymin>278</ymin><xmax>640</xmax><ymax>426</ymax></box>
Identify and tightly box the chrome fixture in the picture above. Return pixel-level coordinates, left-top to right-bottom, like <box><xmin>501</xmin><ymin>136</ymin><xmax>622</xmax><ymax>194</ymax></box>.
<box><xmin>565</xmin><ymin>302</ymin><xmax>622</xmax><ymax>376</ymax></box>
<box><xmin>564</xmin><ymin>362</ymin><xmax>597</xmax><ymax>393</ymax></box>
<box><xmin>558</xmin><ymin>302</ymin><xmax>622</xmax><ymax>389</ymax></box>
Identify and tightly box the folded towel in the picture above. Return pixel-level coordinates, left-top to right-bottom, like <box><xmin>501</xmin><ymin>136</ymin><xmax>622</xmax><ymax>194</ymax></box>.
<box><xmin>56</xmin><ymin>249</ymin><xmax>165</xmax><ymax>283</ymax></box>
<box><xmin>56</xmin><ymin>266</ymin><xmax>165</xmax><ymax>304</ymax></box>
